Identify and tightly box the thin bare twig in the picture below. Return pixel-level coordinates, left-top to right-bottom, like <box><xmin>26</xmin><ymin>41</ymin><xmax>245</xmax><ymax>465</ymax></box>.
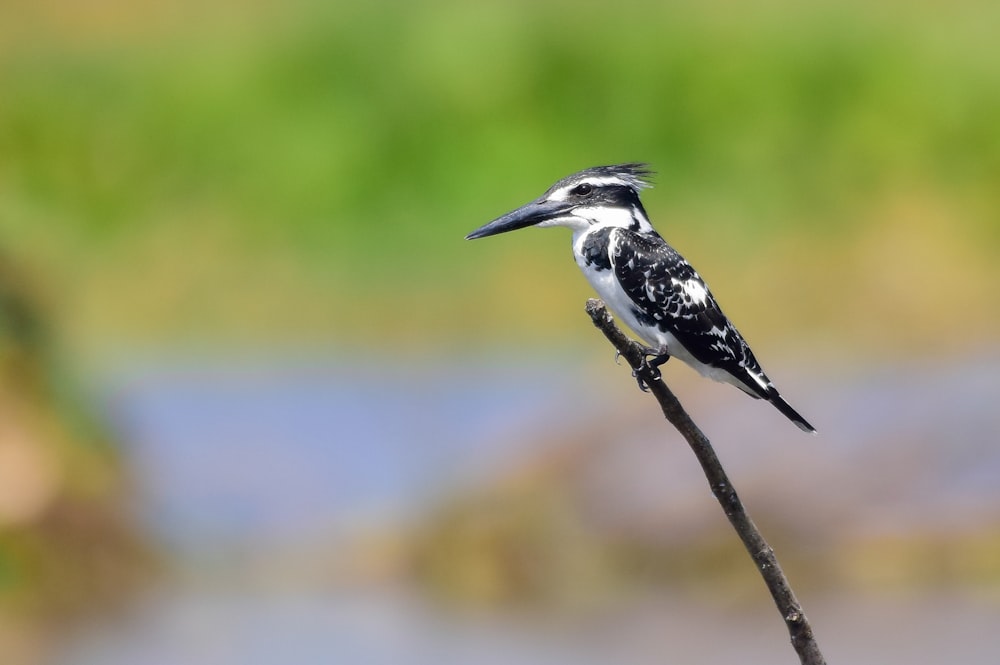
<box><xmin>585</xmin><ymin>298</ymin><xmax>826</xmax><ymax>665</ymax></box>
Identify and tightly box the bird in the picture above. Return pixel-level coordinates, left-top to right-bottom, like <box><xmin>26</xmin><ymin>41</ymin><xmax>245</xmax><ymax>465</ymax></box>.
<box><xmin>465</xmin><ymin>163</ymin><xmax>815</xmax><ymax>433</ymax></box>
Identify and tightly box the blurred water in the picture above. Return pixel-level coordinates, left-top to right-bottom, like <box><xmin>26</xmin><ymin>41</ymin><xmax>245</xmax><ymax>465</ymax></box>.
<box><xmin>50</xmin><ymin>352</ymin><xmax>1000</xmax><ymax>665</ymax></box>
<box><xmin>99</xmin><ymin>355</ymin><xmax>600</xmax><ymax>553</ymax></box>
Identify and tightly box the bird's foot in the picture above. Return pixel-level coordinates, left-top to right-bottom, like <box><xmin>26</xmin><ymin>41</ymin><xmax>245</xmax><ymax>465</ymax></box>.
<box><xmin>632</xmin><ymin>348</ymin><xmax>670</xmax><ymax>392</ymax></box>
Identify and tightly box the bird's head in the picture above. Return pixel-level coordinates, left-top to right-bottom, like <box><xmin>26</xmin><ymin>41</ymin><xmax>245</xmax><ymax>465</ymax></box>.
<box><xmin>466</xmin><ymin>163</ymin><xmax>655</xmax><ymax>240</ymax></box>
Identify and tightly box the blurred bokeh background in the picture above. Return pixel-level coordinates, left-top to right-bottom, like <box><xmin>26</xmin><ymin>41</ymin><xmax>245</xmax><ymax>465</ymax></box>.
<box><xmin>1</xmin><ymin>0</ymin><xmax>999</xmax><ymax>663</ymax></box>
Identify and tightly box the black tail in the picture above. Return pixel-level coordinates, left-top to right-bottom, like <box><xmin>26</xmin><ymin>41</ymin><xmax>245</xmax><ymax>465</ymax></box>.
<box><xmin>767</xmin><ymin>389</ymin><xmax>816</xmax><ymax>434</ymax></box>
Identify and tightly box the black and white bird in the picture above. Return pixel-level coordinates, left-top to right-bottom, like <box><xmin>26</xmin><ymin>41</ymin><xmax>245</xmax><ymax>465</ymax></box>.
<box><xmin>466</xmin><ymin>163</ymin><xmax>815</xmax><ymax>433</ymax></box>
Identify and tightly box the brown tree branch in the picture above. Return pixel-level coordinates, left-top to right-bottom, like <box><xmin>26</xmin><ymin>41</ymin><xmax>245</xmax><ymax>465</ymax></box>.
<box><xmin>585</xmin><ymin>298</ymin><xmax>826</xmax><ymax>665</ymax></box>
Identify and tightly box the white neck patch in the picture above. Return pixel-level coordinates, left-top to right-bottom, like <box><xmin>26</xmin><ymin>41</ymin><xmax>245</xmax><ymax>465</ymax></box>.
<box><xmin>572</xmin><ymin>205</ymin><xmax>635</xmax><ymax>228</ymax></box>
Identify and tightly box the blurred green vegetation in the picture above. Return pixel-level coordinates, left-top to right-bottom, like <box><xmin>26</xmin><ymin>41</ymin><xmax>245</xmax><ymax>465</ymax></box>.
<box><xmin>1</xmin><ymin>0</ymin><xmax>998</xmax><ymax>357</ymax></box>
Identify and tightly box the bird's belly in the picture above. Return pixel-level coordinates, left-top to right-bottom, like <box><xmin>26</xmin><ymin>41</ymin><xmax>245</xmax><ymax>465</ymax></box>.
<box><xmin>578</xmin><ymin>263</ymin><xmax>666</xmax><ymax>348</ymax></box>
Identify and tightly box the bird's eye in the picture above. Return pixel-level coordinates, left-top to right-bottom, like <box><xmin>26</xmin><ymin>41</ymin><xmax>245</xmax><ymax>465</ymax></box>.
<box><xmin>571</xmin><ymin>183</ymin><xmax>593</xmax><ymax>196</ymax></box>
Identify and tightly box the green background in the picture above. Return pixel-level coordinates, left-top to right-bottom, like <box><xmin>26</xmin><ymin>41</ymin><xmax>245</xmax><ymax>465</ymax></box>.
<box><xmin>2</xmin><ymin>0</ymin><xmax>998</xmax><ymax>359</ymax></box>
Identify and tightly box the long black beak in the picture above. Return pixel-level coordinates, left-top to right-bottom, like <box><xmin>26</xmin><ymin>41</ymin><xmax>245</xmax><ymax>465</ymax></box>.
<box><xmin>465</xmin><ymin>198</ymin><xmax>571</xmax><ymax>240</ymax></box>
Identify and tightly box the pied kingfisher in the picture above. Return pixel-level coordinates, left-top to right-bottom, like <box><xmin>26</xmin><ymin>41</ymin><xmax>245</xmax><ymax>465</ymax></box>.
<box><xmin>466</xmin><ymin>164</ymin><xmax>815</xmax><ymax>433</ymax></box>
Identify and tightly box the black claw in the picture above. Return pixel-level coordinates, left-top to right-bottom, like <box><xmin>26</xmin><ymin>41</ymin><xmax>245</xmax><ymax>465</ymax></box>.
<box><xmin>648</xmin><ymin>353</ymin><xmax>671</xmax><ymax>371</ymax></box>
<box><xmin>633</xmin><ymin>371</ymin><xmax>651</xmax><ymax>392</ymax></box>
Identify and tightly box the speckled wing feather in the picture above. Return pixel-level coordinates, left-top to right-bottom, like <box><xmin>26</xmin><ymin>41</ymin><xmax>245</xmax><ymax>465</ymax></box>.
<box><xmin>610</xmin><ymin>228</ymin><xmax>769</xmax><ymax>398</ymax></box>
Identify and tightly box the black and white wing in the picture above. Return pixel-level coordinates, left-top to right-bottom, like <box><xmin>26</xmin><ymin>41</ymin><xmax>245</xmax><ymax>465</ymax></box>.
<box><xmin>609</xmin><ymin>229</ymin><xmax>816</xmax><ymax>433</ymax></box>
<box><xmin>610</xmin><ymin>229</ymin><xmax>767</xmax><ymax>397</ymax></box>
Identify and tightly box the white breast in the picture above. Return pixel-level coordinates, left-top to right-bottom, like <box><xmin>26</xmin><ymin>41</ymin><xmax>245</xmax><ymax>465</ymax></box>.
<box><xmin>572</xmin><ymin>227</ymin><xmax>664</xmax><ymax>350</ymax></box>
